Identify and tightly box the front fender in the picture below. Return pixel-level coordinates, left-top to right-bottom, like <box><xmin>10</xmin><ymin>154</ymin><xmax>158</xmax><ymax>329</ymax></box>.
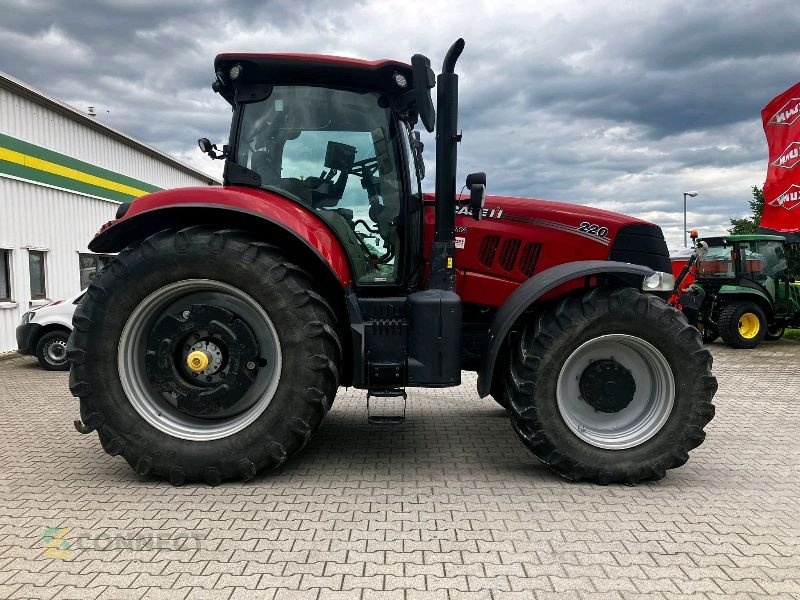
<box><xmin>476</xmin><ymin>260</ymin><xmax>655</xmax><ymax>398</ymax></box>
<box><xmin>90</xmin><ymin>186</ymin><xmax>352</xmax><ymax>285</ymax></box>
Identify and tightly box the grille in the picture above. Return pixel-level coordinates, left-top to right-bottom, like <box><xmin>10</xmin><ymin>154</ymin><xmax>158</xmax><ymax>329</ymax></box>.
<box><xmin>478</xmin><ymin>235</ymin><xmax>500</xmax><ymax>267</ymax></box>
<box><xmin>519</xmin><ymin>242</ymin><xmax>542</xmax><ymax>276</ymax></box>
<box><xmin>498</xmin><ymin>238</ymin><xmax>522</xmax><ymax>272</ymax></box>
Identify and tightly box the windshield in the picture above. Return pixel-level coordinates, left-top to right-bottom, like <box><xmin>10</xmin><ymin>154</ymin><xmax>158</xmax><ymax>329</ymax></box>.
<box><xmin>697</xmin><ymin>244</ymin><xmax>735</xmax><ymax>279</ymax></box>
<box><xmin>235</xmin><ymin>86</ymin><xmax>405</xmax><ymax>284</ymax></box>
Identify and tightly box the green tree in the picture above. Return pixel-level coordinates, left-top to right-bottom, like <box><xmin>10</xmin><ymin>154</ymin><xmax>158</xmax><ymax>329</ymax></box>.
<box><xmin>728</xmin><ymin>186</ymin><xmax>764</xmax><ymax>235</ymax></box>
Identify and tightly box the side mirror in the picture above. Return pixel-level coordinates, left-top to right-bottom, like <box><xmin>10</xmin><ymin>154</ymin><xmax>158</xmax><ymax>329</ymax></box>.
<box><xmin>469</xmin><ymin>185</ymin><xmax>486</xmax><ymax>221</ymax></box>
<box><xmin>198</xmin><ymin>138</ymin><xmax>213</xmax><ymax>153</ymax></box>
<box><xmin>198</xmin><ymin>137</ymin><xmax>226</xmax><ymax>160</ymax></box>
<box><xmin>466</xmin><ymin>172</ymin><xmax>486</xmax><ymax>188</ymax></box>
<box><xmin>411</xmin><ymin>54</ymin><xmax>436</xmax><ymax>133</ymax></box>
<box><xmin>466</xmin><ymin>172</ymin><xmax>487</xmax><ymax>221</ymax></box>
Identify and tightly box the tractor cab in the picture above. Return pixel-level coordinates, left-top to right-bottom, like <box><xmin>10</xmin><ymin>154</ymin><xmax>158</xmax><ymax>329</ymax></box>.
<box><xmin>210</xmin><ymin>54</ymin><xmax>431</xmax><ymax>288</ymax></box>
<box><xmin>686</xmin><ymin>234</ymin><xmax>800</xmax><ymax>347</ymax></box>
<box><xmin>697</xmin><ymin>235</ymin><xmax>792</xmax><ymax>304</ymax></box>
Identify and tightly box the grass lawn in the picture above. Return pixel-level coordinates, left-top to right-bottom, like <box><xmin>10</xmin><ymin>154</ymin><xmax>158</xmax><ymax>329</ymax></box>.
<box><xmin>785</xmin><ymin>329</ymin><xmax>800</xmax><ymax>340</ymax></box>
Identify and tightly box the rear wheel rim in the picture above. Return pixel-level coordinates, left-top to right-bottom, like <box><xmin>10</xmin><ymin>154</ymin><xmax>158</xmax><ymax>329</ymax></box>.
<box><xmin>738</xmin><ymin>312</ymin><xmax>760</xmax><ymax>339</ymax></box>
<box><xmin>118</xmin><ymin>279</ymin><xmax>282</xmax><ymax>441</ymax></box>
<box><xmin>556</xmin><ymin>334</ymin><xmax>675</xmax><ymax>450</ymax></box>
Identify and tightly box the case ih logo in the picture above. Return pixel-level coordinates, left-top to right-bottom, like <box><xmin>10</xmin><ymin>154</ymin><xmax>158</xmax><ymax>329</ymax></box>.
<box><xmin>771</xmin><ymin>142</ymin><xmax>800</xmax><ymax>170</ymax></box>
<box><xmin>768</xmin><ymin>98</ymin><xmax>800</xmax><ymax>126</ymax></box>
<box><xmin>769</xmin><ymin>184</ymin><xmax>800</xmax><ymax>211</ymax></box>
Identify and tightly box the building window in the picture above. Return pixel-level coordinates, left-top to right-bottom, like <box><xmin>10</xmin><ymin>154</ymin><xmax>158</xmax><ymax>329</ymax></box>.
<box><xmin>79</xmin><ymin>254</ymin><xmax>113</xmax><ymax>289</ymax></box>
<box><xmin>29</xmin><ymin>250</ymin><xmax>47</xmax><ymax>300</ymax></box>
<box><xmin>0</xmin><ymin>249</ymin><xmax>11</xmax><ymax>302</ymax></box>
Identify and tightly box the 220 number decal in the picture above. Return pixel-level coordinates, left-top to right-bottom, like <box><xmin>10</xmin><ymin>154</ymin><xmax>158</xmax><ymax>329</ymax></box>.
<box><xmin>579</xmin><ymin>221</ymin><xmax>609</xmax><ymax>237</ymax></box>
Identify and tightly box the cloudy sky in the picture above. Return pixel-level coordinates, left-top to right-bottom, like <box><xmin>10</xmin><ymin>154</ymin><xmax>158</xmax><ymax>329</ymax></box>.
<box><xmin>1</xmin><ymin>0</ymin><xmax>799</xmax><ymax>247</ymax></box>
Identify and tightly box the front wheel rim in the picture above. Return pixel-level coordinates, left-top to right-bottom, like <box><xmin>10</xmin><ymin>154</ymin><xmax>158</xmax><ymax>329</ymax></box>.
<box><xmin>118</xmin><ymin>279</ymin><xmax>282</xmax><ymax>441</ymax></box>
<box><xmin>556</xmin><ymin>334</ymin><xmax>675</xmax><ymax>450</ymax></box>
<box><xmin>45</xmin><ymin>338</ymin><xmax>67</xmax><ymax>364</ymax></box>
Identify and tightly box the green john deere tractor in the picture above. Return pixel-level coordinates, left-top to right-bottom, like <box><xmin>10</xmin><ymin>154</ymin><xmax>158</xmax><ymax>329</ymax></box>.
<box><xmin>678</xmin><ymin>234</ymin><xmax>800</xmax><ymax>348</ymax></box>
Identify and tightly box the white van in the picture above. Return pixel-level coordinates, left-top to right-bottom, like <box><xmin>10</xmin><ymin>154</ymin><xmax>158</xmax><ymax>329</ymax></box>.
<box><xmin>16</xmin><ymin>291</ymin><xmax>83</xmax><ymax>370</ymax></box>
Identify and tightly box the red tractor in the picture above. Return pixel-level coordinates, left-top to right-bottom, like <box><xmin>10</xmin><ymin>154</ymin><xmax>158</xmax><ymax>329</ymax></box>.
<box><xmin>69</xmin><ymin>40</ymin><xmax>716</xmax><ymax>486</ymax></box>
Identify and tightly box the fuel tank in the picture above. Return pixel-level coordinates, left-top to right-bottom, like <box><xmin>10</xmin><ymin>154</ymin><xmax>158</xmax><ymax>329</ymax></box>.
<box><xmin>423</xmin><ymin>194</ymin><xmax>670</xmax><ymax>307</ymax></box>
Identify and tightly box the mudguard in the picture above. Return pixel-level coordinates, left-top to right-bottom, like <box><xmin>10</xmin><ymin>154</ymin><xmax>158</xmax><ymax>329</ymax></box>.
<box><xmin>476</xmin><ymin>260</ymin><xmax>655</xmax><ymax>398</ymax></box>
<box><xmin>90</xmin><ymin>186</ymin><xmax>352</xmax><ymax>285</ymax></box>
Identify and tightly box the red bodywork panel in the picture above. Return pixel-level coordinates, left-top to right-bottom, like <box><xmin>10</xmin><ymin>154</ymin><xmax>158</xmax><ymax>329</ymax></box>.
<box><xmin>103</xmin><ymin>186</ymin><xmax>352</xmax><ymax>285</ymax></box>
<box><xmin>423</xmin><ymin>194</ymin><xmax>652</xmax><ymax>307</ymax></box>
<box><xmin>99</xmin><ymin>187</ymin><xmax>654</xmax><ymax>307</ymax></box>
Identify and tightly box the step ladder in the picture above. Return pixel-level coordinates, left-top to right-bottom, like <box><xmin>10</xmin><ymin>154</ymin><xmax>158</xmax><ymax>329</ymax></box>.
<box><xmin>366</xmin><ymin>388</ymin><xmax>407</xmax><ymax>425</ymax></box>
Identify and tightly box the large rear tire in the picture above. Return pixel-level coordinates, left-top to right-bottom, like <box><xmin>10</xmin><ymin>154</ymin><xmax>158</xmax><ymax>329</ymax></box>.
<box><xmin>504</xmin><ymin>287</ymin><xmax>716</xmax><ymax>484</ymax></box>
<box><xmin>68</xmin><ymin>226</ymin><xmax>341</xmax><ymax>485</ymax></box>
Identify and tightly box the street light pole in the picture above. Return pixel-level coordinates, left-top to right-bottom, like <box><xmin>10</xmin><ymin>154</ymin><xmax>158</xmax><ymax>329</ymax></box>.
<box><xmin>683</xmin><ymin>191</ymin><xmax>698</xmax><ymax>247</ymax></box>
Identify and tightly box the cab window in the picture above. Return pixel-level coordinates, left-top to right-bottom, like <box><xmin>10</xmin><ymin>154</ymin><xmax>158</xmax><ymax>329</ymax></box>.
<box><xmin>236</xmin><ymin>86</ymin><xmax>404</xmax><ymax>285</ymax></box>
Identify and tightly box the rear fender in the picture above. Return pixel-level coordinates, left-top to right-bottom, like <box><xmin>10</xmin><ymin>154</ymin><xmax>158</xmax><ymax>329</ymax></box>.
<box><xmin>717</xmin><ymin>285</ymin><xmax>773</xmax><ymax>312</ymax></box>
<box><xmin>90</xmin><ymin>186</ymin><xmax>352</xmax><ymax>286</ymax></box>
<box><xmin>91</xmin><ymin>187</ymin><xmax>355</xmax><ymax>384</ymax></box>
<box><xmin>476</xmin><ymin>260</ymin><xmax>655</xmax><ymax>398</ymax></box>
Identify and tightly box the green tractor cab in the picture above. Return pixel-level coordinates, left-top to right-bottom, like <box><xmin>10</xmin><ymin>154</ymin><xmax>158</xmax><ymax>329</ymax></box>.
<box><xmin>679</xmin><ymin>234</ymin><xmax>800</xmax><ymax>348</ymax></box>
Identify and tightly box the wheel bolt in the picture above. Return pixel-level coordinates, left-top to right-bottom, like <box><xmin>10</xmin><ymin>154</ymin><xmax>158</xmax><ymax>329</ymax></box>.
<box><xmin>182</xmin><ymin>310</ymin><xmax>191</xmax><ymax>319</ymax></box>
<box><xmin>246</xmin><ymin>361</ymin><xmax>256</xmax><ymax>370</ymax></box>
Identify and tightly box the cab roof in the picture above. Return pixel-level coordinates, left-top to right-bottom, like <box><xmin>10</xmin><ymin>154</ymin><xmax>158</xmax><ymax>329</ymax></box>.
<box><xmin>701</xmin><ymin>234</ymin><xmax>786</xmax><ymax>245</ymax></box>
<box><xmin>213</xmin><ymin>53</ymin><xmax>413</xmax><ymax>105</ymax></box>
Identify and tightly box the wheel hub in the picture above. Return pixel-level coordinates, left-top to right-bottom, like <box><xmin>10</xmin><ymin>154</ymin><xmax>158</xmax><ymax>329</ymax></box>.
<box><xmin>144</xmin><ymin>303</ymin><xmax>262</xmax><ymax>419</ymax></box>
<box><xmin>738</xmin><ymin>312</ymin><xmax>760</xmax><ymax>339</ymax></box>
<box><xmin>46</xmin><ymin>340</ymin><xmax>67</xmax><ymax>362</ymax></box>
<box><xmin>579</xmin><ymin>359</ymin><xmax>637</xmax><ymax>413</ymax></box>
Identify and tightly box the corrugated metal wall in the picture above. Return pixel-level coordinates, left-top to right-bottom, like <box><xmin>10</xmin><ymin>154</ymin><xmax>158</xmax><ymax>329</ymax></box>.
<box><xmin>0</xmin><ymin>178</ymin><xmax>118</xmax><ymax>351</ymax></box>
<box><xmin>0</xmin><ymin>83</ymin><xmax>214</xmax><ymax>352</ymax></box>
<box><xmin>0</xmin><ymin>86</ymin><xmax>207</xmax><ymax>190</ymax></box>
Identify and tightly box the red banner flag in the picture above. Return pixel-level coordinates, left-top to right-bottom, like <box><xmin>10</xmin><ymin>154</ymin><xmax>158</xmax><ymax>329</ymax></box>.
<box><xmin>760</xmin><ymin>82</ymin><xmax>800</xmax><ymax>241</ymax></box>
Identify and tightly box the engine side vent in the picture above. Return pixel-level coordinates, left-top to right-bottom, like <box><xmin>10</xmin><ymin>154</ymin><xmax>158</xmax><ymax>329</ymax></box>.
<box><xmin>519</xmin><ymin>242</ymin><xmax>542</xmax><ymax>277</ymax></box>
<box><xmin>479</xmin><ymin>235</ymin><xmax>500</xmax><ymax>267</ymax></box>
<box><xmin>498</xmin><ymin>238</ymin><xmax>521</xmax><ymax>272</ymax></box>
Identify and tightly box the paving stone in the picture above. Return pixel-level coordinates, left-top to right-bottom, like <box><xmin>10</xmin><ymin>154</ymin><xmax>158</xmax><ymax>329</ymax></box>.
<box><xmin>1</xmin><ymin>343</ymin><xmax>799</xmax><ymax>600</ymax></box>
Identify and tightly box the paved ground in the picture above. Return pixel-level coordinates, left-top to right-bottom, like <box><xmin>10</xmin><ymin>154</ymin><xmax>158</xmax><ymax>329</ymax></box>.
<box><xmin>1</xmin><ymin>340</ymin><xmax>799</xmax><ymax>600</ymax></box>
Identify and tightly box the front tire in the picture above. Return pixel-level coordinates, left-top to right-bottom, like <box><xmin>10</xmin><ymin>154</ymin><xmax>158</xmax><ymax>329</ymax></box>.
<box><xmin>36</xmin><ymin>330</ymin><xmax>71</xmax><ymax>371</ymax></box>
<box><xmin>765</xmin><ymin>324</ymin><xmax>785</xmax><ymax>341</ymax></box>
<box><xmin>504</xmin><ymin>287</ymin><xmax>716</xmax><ymax>484</ymax></box>
<box><xmin>719</xmin><ymin>301</ymin><xmax>766</xmax><ymax>349</ymax></box>
<box><xmin>68</xmin><ymin>226</ymin><xmax>341</xmax><ymax>485</ymax></box>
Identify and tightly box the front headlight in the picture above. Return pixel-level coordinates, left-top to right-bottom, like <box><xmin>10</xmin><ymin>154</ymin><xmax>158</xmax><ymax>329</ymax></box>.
<box><xmin>21</xmin><ymin>311</ymin><xmax>34</xmax><ymax>324</ymax></box>
<box><xmin>642</xmin><ymin>271</ymin><xmax>676</xmax><ymax>292</ymax></box>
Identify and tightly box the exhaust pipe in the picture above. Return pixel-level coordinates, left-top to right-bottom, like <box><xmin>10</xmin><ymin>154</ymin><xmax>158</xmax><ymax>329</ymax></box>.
<box><xmin>429</xmin><ymin>38</ymin><xmax>465</xmax><ymax>292</ymax></box>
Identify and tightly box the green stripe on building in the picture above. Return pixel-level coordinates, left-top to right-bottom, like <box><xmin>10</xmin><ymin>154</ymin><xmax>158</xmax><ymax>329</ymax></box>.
<box><xmin>0</xmin><ymin>159</ymin><xmax>135</xmax><ymax>203</ymax></box>
<box><xmin>0</xmin><ymin>132</ymin><xmax>163</xmax><ymax>202</ymax></box>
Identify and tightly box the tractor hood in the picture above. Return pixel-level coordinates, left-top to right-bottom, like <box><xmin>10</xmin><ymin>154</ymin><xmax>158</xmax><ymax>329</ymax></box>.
<box><xmin>462</xmin><ymin>194</ymin><xmax>652</xmax><ymax>235</ymax></box>
<box><xmin>430</xmin><ymin>193</ymin><xmax>672</xmax><ymax>301</ymax></box>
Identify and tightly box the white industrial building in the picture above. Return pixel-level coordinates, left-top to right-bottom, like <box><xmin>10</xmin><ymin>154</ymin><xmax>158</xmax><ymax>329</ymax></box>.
<box><xmin>0</xmin><ymin>71</ymin><xmax>218</xmax><ymax>353</ymax></box>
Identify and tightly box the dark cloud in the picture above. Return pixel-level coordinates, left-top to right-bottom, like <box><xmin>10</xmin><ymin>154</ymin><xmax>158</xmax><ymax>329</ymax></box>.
<box><xmin>0</xmin><ymin>0</ymin><xmax>797</xmax><ymax>246</ymax></box>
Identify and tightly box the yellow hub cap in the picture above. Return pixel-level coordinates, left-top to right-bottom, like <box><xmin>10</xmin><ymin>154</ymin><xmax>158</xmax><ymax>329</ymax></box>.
<box><xmin>738</xmin><ymin>312</ymin><xmax>760</xmax><ymax>339</ymax></box>
<box><xmin>187</xmin><ymin>350</ymin><xmax>210</xmax><ymax>372</ymax></box>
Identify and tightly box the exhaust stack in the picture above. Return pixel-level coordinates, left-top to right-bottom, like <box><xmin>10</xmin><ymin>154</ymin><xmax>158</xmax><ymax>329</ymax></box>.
<box><xmin>428</xmin><ymin>38</ymin><xmax>465</xmax><ymax>292</ymax></box>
